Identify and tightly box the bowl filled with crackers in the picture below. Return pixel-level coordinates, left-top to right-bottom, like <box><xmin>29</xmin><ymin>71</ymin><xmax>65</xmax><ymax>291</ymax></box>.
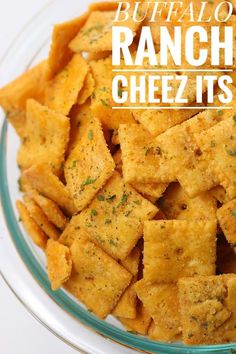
<box><xmin>0</xmin><ymin>0</ymin><xmax>236</xmax><ymax>353</ymax></box>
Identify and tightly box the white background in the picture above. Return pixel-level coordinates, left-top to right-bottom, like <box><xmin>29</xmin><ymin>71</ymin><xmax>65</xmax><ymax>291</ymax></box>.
<box><xmin>0</xmin><ymin>1</ymin><xmax>78</xmax><ymax>353</ymax></box>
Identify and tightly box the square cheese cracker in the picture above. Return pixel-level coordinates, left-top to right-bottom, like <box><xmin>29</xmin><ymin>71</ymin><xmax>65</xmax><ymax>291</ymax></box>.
<box><xmin>17</xmin><ymin>99</ymin><xmax>70</xmax><ymax>175</ymax></box>
<box><xmin>24</xmin><ymin>164</ymin><xmax>76</xmax><ymax>215</ymax></box>
<box><xmin>65</xmin><ymin>235</ymin><xmax>132</xmax><ymax>319</ymax></box>
<box><xmin>119</xmin><ymin>123</ymin><xmax>166</xmax><ymax>184</ymax></box>
<box><xmin>143</xmin><ymin>220</ymin><xmax>216</xmax><ymax>282</ymax></box>
<box><xmin>46</xmin><ymin>12</ymin><xmax>89</xmax><ymax>79</ymax></box>
<box><xmin>135</xmin><ymin>280</ymin><xmax>182</xmax><ymax>341</ymax></box>
<box><xmin>76</xmin><ymin>172</ymin><xmax>158</xmax><ymax>260</ymax></box>
<box><xmin>64</xmin><ymin>112</ymin><xmax>115</xmax><ymax>212</ymax></box>
<box><xmin>154</xmin><ymin>92</ymin><xmax>236</xmax><ymax>191</ymax></box>
<box><xmin>193</xmin><ymin>117</ymin><xmax>236</xmax><ymax>200</ymax></box>
<box><xmin>0</xmin><ymin>61</ymin><xmax>46</xmax><ymax>137</ymax></box>
<box><xmin>44</xmin><ymin>54</ymin><xmax>88</xmax><ymax>116</ymax></box>
<box><xmin>159</xmin><ymin>183</ymin><xmax>217</xmax><ymax>221</ymax></box>
<box><xmin>178</xmin><ymin>275</ymin><xmax>236</xmax><ymax>344</ymax></box>
<box><xmin>69</xmin><ymin>2</ymin><xmax>145</xmax><ymax>53</ymax></box>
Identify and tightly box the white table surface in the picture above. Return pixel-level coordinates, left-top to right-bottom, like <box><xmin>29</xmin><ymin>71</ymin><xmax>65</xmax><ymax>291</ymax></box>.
<box><xmin>0</xmin><ymin>1</ymin><xmax>79</xmax><ymax>353</ymax></box>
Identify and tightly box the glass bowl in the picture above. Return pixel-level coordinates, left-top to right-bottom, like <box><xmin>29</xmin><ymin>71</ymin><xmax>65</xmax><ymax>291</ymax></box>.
<box><xmin>0</xmin><ymin>1</ymin><xmax>235</xmax><ymax>353</ymax></box>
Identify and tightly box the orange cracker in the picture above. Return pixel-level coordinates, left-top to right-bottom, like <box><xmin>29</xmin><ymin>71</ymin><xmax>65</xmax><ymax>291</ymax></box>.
<box><xmin>29</xmin><ymin>190</ymin><xmax>67</xmax><ymax>230</ymax></box>
<box><xmin>24</xmin><ymin>164</ymin><xmax>76</xmax><ymax>215</ymax></box>
<box><xmin>154</xmin><ymin>95</ymin><xmax>236</xmax><ymax>189</ymax></box>
<box><xmin>132</xmin><ymin>182</ymin><xmax>168</xmax><ymax>201</ymax></box>
<box><xmin>17</xmin><ymin>99</ymin><xmax>69</xmax><ymax>175</ymax></box>
<box><xmin>159</xmin><ymin>183</ymin><xmax>217</xmax><ymax>221</ymax></box>
<box><xmin>132</xmin><ymin>105</ymin><xmax>202</xmax><ymax>137</ymax></box>
<box><xmin>118</xmin><ymin>302</ymin><xmax>152</xmax><ymax>335</ymax></box>
<box><xmin>178</xmin><ymin>275</ymin><xmax>236</xmax><ymax>344</ymax></box>
<box><xmin>65</xmin><ymin>235</ymin><xmax>132</xmax><ymax>319</ymax></box>
<box><xmin>58</xmin><ymin>215</ymin><xmax>81</xmax><ymax>247</ymax></box>
<box><xmin>69</xmin><ymin>11</ymin><xmax>116</xmax><ymax>53</ymax></box>
<box><xmin>143</xmin><ymin>220</ymin><xmax>216</xmax><ymax>282</ymax></box>
<box><xmin>193</xmin><ymin>117</ymin><xmax>236</xmax><ymax>199</ymax></box>
<box><xmin>16</xmin><ymin>200</ymin><xmax>47</xmax><ymax>249</ymax></box>
<box><xmin>69</xmin><ymin>2</ymin><xmax>144</xmax><ymax>53</ymax></box>
<box><xmin>217</xmin><ymin>199</ymin><xmax>236</xmax><ymax>246</ymax></box>
<box><xmin>76</xmin><ymin>172</ymin><xmax>158</xmax><ymax>260</ymax></box>
<box><xmin>135</xmin><ymin>280</ymin><xmax>182</xmax><ymax>341</ymax></box>
<box><xmin>45</xmin><ymin>54</ymin><xmax>88</xmax><ymax>116</ymax></box>
<box><xmin>46</xmin><ymin>239</ymin><xmax>72</xmax><ymax>290</ymax></box>
<box><xmin>77</xmin><ymin>71</ymin><xmax>95</xmax><ymax>105</ymax></box>
<box><xmin>113</xmin><ymin>247</ymin><xmax>141</xmax><ymax>319</ymax></box>
<box><xmin>119</xmin><ymin>123</ymin><xmax>164</xmax><ymax>184</ymax></box>
<box><xmin>210</xmin><ymin>186</ymin><xmax>229</xmax><ymax>204</ymax></box>
<box><xmin>64</xmin><ymin>114</ymin><xmax>115</xmax><ymax>211</ymax></box>
<box><xmin>0</xmin><ymin>61</ymin><xmax>46</xmax><ymax>137</ymax></box>
<box><xmin>90</xmin><ymin>57</ymin><xmax>135</xmax><ymax>129</ymax></box>
<box><xmin>46</xmin><ymin>12</ymin><xmax>89</xmax><ymax>79</ymax></box>
<box><xmin>23</xmin><ymin>195</ymin><xmax>60</xmax><ymax>240</ymax></box>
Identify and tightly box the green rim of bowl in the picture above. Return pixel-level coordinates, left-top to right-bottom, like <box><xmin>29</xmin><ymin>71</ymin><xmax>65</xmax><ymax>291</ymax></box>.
<box><xmin>1</xmin><ymin>120</ymin><xmax>236</xmax><ymax>354</ymax></box>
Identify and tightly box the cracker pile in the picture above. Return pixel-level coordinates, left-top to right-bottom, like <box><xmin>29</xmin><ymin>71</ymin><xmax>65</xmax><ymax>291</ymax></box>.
<box><xmin>1</xmin><ymin>0</ymin><xmax>236</xmax><ymax>346</ymax></box>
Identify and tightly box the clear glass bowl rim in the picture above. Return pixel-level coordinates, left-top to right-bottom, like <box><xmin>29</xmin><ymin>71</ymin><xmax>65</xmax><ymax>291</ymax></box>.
<box><xmin>0</xmin><ymin>1</ymin><xmax>236</xmax><ymax>353</ymax></box>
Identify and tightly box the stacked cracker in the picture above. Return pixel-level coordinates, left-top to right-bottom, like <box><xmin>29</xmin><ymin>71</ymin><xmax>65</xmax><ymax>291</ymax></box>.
<box><xmin>1</xmin><ymin>0</ymin><xmax>236</xmax><ymax>346</ymax></box>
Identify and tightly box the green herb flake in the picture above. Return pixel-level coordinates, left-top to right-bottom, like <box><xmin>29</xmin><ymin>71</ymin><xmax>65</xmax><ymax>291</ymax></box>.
<box><xmin>109</xmin><ymin>239</ymin><xmax>118</xmax><ymax>247</ymax></box>
<box><xmin>71</xmin><ymin>160</ymin><xmax>77</xmax><ymax>169</ymax></box>
<box><xmin>210</xmin><ymin>141</ymin><xmax>216</xmax><ymax>148</ymax></box>
<box><xmin>231</xmin><ymin>210</ymin><xmax>236</xmax><ymax>218</ymax></box>
<box><xmin>91</xmin><ymin>209</ymin><xmax>98</xmax><ymax>217</ymax></box>
<box><xmin>100</xmin><ymin>99</ymin><xmax>109</xmax><ymax>107</ymax></box>
<box><xmin>133</xmin><ymin>200</ymin><xmax>141</xmax><ymax>205</ymax></box>
<box><xmin>217</xmin><ymin>110</ymin><xmax>223</xmax><ymax>116</ymax></box>
<box><xmin>83</xmin><ymin>24</ymin><xmax>103</xmax><ymax>36</ymax></box>
<box><xmin>119</xmin><ymin>193</ymin><xmax>129</xmax><ymax>206</ymax></box>
<box><xmin>233</xmin><ymin>115</ymin><xmax>236</xmax><ymax>124</ymax></box>
<box><xmin>97</xmin><ymin>194</ymin><xmax>105</xmax><ymax>201</ymax></box>
<box><xmin>81</xmin><ymin>177</ymin><xmax>97</xmax><ymax>188</ymax></box>
<box><xmin>105</xmin><ymin>219</ymin><xmax>112</xmax><ymax>224</ymax></box>
<box><xmin>125</xmin><ymin>210</ymin><xmax>132</xmax><ymax>217</ymax></box>
<box><xmin>106</xmin><ymin>194</ymin><xmax>116</xmax><ymax>202</ymax></box>
<box><xmin>226</xmin><ymin>148</ymin><xmax>236</xmax><ymax>157</ymax></box>
<box><xmin>88</xmin><ymin>130</ymin><xmax>93</xmax><ymax>141</ymax></box>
